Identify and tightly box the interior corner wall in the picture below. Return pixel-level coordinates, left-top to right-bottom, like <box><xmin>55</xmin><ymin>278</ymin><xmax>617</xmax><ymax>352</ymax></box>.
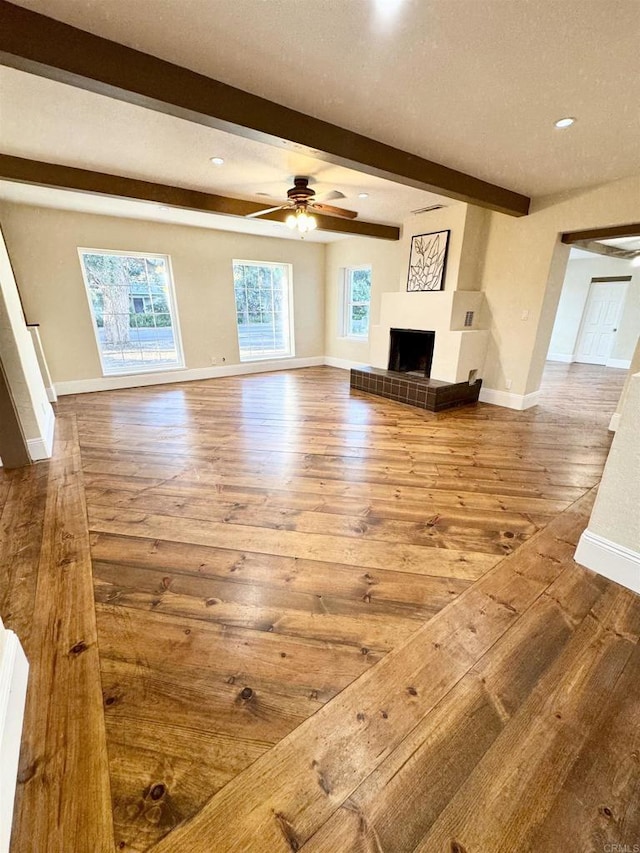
<box><xmin>0</xmin><ymin>223</ymin><xmax>54</xmax><ymax>453</ymax></box>
<box><xmin>574</xmin><ymin>370</ymin><xmax>640</xmax><ymax>594</ymax></box>
<box><xmin>323</xmin><ymin>202</ymin><xmax>487</xmax><ymax>368</ymax></box>
<box><xmin>0</xmin><ymin>203</ymin><xmax>326</xmax><ymax>389</ymax></box>
<box><xmin>396</xmin><ymin>204</ymin><xmax>470</xmax><ymax>293</ymax></box>
<box><xmin>613</xmin><ymin>337</ymin><xmax>640</xmax><ymax>422</ymax></box>
<box><xmin>479</xmin><ymin>173</ymin><xmax>640</xmax><ymax>398</ymax></box>
<box><xmin>548</xmin><ymin>255</ymin><xmax>639</xmax><ymax>362</ymax></box>
<box><xmin>324</xmin><ymin>236</ymin><xmax>401</xmax><ymax>365</ymax></box>
<box><xmin>456</xmin><ymin>205</ymin><xmax>490</xmax><ymax>293</ymax></box>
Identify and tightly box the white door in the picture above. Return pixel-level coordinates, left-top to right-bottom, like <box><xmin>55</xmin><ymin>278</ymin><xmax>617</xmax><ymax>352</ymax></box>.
<box><xmin>575</xmin><ymin>281</ymin><xmax>627</xmax><ymax>365</ymax></box>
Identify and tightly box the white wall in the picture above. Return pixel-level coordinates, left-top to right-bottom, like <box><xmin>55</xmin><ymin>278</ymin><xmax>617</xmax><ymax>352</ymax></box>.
<box><xmin>548</xmin><ymin>254</ymin><xmax>639</xmax><ymax>364</ymax></box>
<box><xmin>0</xmin><ymin>616</ymin><xmax>29</xmax><ymax>853</ymax></box>
<box><xmin>0</xmin><ymin>225</ymin><xmax>54</xmax><ymax>458</ymax></box>
<box><xmin>0</xmin><ymin>204</ymin><xmax>326</xmax><ymax>389</ymax></box>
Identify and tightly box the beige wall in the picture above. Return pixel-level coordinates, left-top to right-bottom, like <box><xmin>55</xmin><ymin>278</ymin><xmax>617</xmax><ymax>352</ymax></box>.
<box><xmin>324</xmin><ymin>235</ymin><xmax>401</xmax><ymax>365</ymax></box>
<box><xmin>548</xmin><ymin>255</ymin><xmax>639</xmax><ymax>362</ymax></box>
<box><xmin>479</xmin><ymin>173</ymin><xmax>640</xmax><ymax>396</ymax></box>
<box><xmin>324</xmin><ymin>203</ymin><xmax>490</xmax><ymax>368</ymax></box>
<box><xmin>0</xmin><ymin>224</ymin><xmax>53</xmax><ymax>445</ymax></box>
<box><xmin>575</xmin><ymin>368</ymin><xmax>640</xmax><ymax>592</ymax></box>
<box><xmin>590</xmin><ymin>371</ymin><xmax>640</xmax><ymax>552</ymax></box>
<box><xmin>0</xmin><ymin>203</ymin><xmax>325</xmax><ymax>385</ymax></box>
<box><xmin>2</xmin><ymin>172</ymin><xmax>639</xmax><ymax>406</ymax></box>
<box><xmin>613</xmin><ymin>337</ymin><xmax>640</xmax><ymax>421</ymax></box>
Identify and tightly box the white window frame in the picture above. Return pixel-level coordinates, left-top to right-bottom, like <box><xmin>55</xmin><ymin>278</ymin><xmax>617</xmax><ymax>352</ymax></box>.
<box><xmin>232</xmin><ymin>259</ymin><xmax>295</xmax><ymax>362</ymax></box>
<box><xmin>342</xmin><ymin>265</ymin><xmax>372</xmax><ymax>339</ymax></box>
<box><xmin>78</xmin><ymin>247</ymin><xmax>185</xmax><ymax>377</ymax></box>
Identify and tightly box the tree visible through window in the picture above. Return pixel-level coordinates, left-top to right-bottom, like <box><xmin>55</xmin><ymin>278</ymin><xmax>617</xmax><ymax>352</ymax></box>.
<box><xmin>79</xmin><ymin>249</ymin><xmax>183</xmax><ymax>375</ymax></box>
<box><xmin>344</xmin><ymin>266</ymin><xmax>372</xmax><ymax>337</ymax></box>
<box><xmin>233</xmin><ymin>261</ymin><xmax>294</xmax><ymax>361</ymax></box>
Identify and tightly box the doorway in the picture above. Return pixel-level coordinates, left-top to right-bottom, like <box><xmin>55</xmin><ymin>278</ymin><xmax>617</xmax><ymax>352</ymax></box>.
<box><xmin>574</xmin><ymin>278</ymin><xmax>628</xmax><ymax>365</ymax></box>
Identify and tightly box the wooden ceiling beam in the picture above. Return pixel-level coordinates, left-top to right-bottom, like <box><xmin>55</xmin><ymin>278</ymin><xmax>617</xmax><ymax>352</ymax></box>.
<box><xmin>0</xmin><ymin>154</ymin><xmax>401</xmax><ymax>240</ymax></box>
<box><xmin>568</xmin><ymin>239</ymin><xmax>638</xmax><ymax>261</ymax></box>
<box><xmin>0</xmin><ymin>0</ymin><xmax>530</xmax><ymax>218</ymax></box>
<box><xmin>561</xmin><ymin>223</ymin><xmax>640</xmax><ymax>244</ymax></box>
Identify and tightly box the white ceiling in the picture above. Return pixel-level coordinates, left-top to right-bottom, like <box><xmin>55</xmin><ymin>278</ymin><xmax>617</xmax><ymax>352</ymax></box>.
<box><xmin>6</xmin><ymin>0</ymin><xmax>640</xmax><ymax>198</ymax></box>
<box><xmin>569</xmin><ymin>235</ymin><xmax>640</xmax><ymax>261</ymax></box>
<box><xmin>601</xmin><ymin>236</ymin><xmax>640</xmax><ymax>252</ymax></box>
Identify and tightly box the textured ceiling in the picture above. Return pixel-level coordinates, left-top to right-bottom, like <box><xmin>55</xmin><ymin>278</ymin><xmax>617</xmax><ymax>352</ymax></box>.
<box><xmin>0</xmin><ymin>66</ymin><xmax>451</xmax><ymax>228</ymax></box>
<box><xmin>6</xmin><ymin>0</ymin><xmax>640</xmax><ymax>197</ymax></box>
<box><xmin>0</xmin><ymin>180</ymin><xmax>350</xmax><ymax>242</ymax></box>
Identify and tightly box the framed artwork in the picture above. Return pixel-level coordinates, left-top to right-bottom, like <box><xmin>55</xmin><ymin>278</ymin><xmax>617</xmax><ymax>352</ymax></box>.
<box><xmin>406</xmin><ymin>230</ymin><xmax>450</xmax><ymax>292</ymax></box>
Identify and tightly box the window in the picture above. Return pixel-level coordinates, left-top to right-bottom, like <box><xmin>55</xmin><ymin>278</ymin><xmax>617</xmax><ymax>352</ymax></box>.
<box><xmin>79</xmin><ymin>249</ymin><xmax>183</xmax><ymax>375</ymax></box>
<box><xmin>233</xmin><ymin>260</ymin><xmax>294</xmax><ymax>361</ymax></box>
<box><xmin>343</xmin><ymin>266</ymin><xmax>372</xmax><ymax>338</ymax></box>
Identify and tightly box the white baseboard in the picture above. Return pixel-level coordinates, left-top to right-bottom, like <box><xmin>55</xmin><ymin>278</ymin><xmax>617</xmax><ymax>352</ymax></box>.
<box><xmin>605</xmin><ymin>358</ymin><xmax>631</xmax><ymax>370</ymax></box>
<box><xmin>54</xmin><ymin>356</ymin><xmax>325</xmax><ymax>396</ymax></box>
<box><xmin>45</xmin><ymin>386</ymin><xmax>57</xmax><ymax>403</ymax></box>
<box><xmin>27</xmin><ymin>402</ymin><xmax>56</xmax><ymax>461</ymax></box>
<box><xmin>609</xmin><ymin>412</ymin><xmax>621</xmax><ymax>432</ymax></box>
<box><xmin>323</xmin><ymin>356</ymin><xmax>370</xmax><ymax>371</ymax></box>
<box><xmin>0</xmin><ymin>631</ymin><xmax>29</xmax><ymax>853</ymax></box>
<box><xmin>575</xmin><ymin>528</ymin><xmax>640</xmax><ymax>594</ymax></box>
<box><xmin>547</xmin><ymin>353</ymin><xmax>575</xmax><ymax>363</ymax></box>
<box><xmin>54</xmin><ymin>359</ymin><xmax>543</xmax><ymax>413</ymax></box>
<box><xmin>479</xmin><ymin>387</ymin><xmax>540</xmax><ymax>410</ymax></box>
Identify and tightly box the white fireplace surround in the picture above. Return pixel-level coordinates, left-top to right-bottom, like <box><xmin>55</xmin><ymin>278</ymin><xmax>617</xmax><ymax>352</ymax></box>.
<box><xmin>369</xmin><ymin>290</ymin><xmax>490</xmax><ymax>385</ymax></box>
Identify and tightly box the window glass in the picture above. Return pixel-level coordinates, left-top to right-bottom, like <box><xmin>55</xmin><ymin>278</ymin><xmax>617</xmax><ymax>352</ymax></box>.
<box><xmin>233</xmin><ymin>261</ymin><xmax>294</xmax><ymax>361</ymax></box>
<box><xmin>79</xmin><ymin>250</ymin><xmax>183</xmax><ymax>375</ymax></box>
<box><xmin>345</xmin><ymin>266</ymin><xmax>372</xmax><ymax>337</ymax></box>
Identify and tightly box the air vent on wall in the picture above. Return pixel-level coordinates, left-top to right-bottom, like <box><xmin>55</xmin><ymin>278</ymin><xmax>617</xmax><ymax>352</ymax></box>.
<box><xmin>410</xmin><ymin>204</ymin><xmax>446</xmax><ymax>214</ymax></box>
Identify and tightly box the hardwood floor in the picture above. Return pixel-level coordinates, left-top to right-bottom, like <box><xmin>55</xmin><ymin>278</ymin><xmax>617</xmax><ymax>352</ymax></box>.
<box><xmin>1</xmin><ymin>362</ymin><xmax>637</xmax><ymax>852</ymax></box>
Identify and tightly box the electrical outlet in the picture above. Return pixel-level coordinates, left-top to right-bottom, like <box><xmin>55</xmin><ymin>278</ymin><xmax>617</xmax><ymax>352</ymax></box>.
<box><xmin>505</xmin><ymin>379</ymin><xmax>512</xmax><ymax>390</ymax></box>
<box><xmin>521</xmin><ymin>309</ymin><xmax>529</xmax><ymax>321</ymax></box>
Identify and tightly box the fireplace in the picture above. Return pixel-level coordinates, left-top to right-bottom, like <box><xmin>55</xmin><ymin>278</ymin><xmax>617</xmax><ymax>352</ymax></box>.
<box><xmin>388</xmin><ymin>328</ymin><xmax>435</xmax><ymax>377</ymax></box>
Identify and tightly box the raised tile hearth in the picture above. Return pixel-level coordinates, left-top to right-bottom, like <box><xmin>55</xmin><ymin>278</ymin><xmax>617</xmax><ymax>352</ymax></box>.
<box><xmin>350</xmin><ymin>366</ymin><xmax>482</xmax><ymax>412</ymax></box>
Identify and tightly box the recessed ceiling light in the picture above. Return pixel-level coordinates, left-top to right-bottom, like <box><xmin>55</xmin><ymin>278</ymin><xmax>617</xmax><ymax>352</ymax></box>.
<box><xmin>554</xmin><ymin>117</ymin><xmax>576</xmax><ymax>128</ymax></box>
<box><xmin>210</xmin><ymin>157</ymin><xmax>225</xmax><ymax>166</ymax></box>
<box><xmin>358</xmin><ymin>192</ymin><xmax>369</xmax><ymax>199</ymax></box>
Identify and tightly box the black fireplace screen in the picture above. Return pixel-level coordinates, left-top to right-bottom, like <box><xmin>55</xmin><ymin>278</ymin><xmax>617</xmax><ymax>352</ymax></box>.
<box><xmin>388</xmin><ymin>329</ymin><xmax>435</xmax><ymax>377</ymax></box>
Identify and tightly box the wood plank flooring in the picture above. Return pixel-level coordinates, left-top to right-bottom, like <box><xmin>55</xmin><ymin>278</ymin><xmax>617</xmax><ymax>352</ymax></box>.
<box><xmin>1</xmin><ymin>362</ymin><xmax>637</xmax><ymax>853</ymax></box>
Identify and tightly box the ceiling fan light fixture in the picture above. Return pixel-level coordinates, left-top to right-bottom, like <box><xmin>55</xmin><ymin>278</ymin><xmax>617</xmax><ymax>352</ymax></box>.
<box><xmin>287</xmin><ymin>210</ymin><xmax>317</xmax><ymax>234</ymax></box>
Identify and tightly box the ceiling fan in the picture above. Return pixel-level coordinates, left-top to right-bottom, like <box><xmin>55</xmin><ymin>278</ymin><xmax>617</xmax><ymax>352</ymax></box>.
<box><xmin>246</xmin><ymin>176</ymin><xmax>358</xmax><ymax>233</ymax></box>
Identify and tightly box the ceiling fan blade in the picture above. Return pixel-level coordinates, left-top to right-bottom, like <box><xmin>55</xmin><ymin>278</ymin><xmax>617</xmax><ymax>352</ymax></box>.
<box><xmin>316</xmin><ymin>189</ymin><xmax>346</xmax><ymax>202</ymax></box>
<box><xmin>310</xmin><ymin>202</ymin><xmax>358</xmax><ymax>220</ymax></box>
<box><xmin>245</xmin><ymin>205</ymin><xmax>287</xmax><ymax>219</ymax></box>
